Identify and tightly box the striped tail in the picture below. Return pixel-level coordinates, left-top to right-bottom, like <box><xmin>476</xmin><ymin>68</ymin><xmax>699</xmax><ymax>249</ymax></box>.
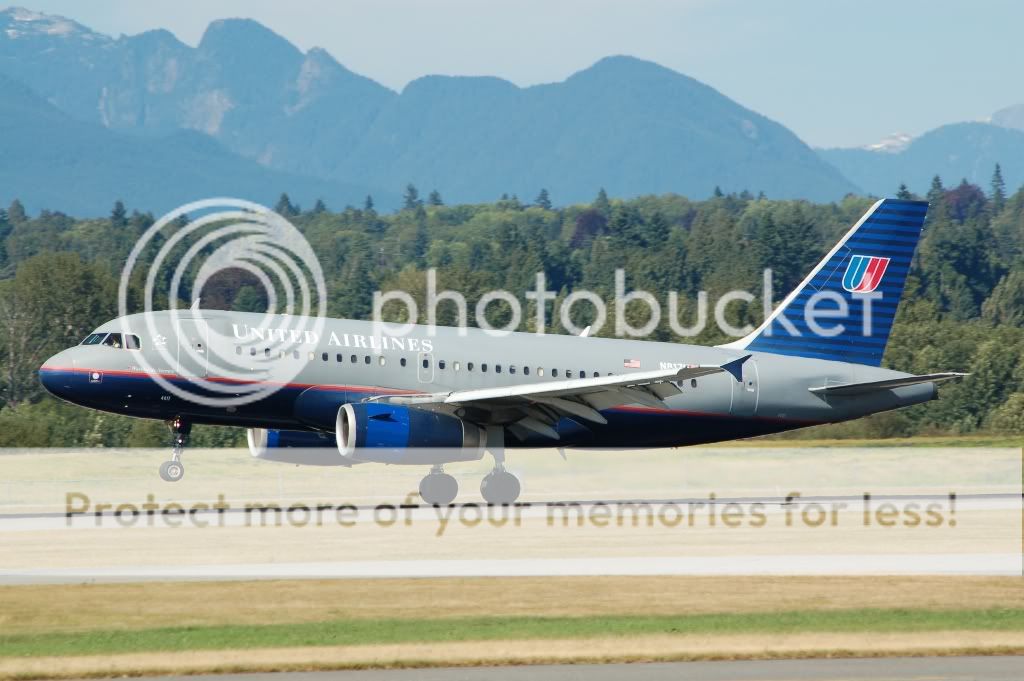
<box><xmin>721</xmin><ymin>198</ymin><xmax>927</xmax><ymax>366</ymax></box>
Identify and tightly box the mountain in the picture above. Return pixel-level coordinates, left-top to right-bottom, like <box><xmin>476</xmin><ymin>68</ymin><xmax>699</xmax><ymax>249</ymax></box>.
<box><xmin>991</xmin><ymin>102</ymin><xmax>1024</xmax><ymax>131</ymax></box>
<box><xmin>0</xmin><ymin>73</ymin><xmax>392</xmax><ymax>216</ymax></box>
<box><xmin>818</xmin><ymin>122</ymin><xmax>1022</xmax><ymax>197</ymax></box>
<box><xmin>0</xmin><ymin>7</ymin><xmax>858</xmax><ymax>205</ymax></box>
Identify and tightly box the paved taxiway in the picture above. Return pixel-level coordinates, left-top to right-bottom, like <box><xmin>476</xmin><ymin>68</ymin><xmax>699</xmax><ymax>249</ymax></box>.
<box><xmin>128</xmin><ymin>656</ymin><xmax>1024</xmax><ymax>680</ymax></box>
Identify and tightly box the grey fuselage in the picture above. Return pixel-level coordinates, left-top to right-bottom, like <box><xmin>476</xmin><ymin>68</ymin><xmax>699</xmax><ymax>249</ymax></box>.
<box><xmin>39</xmin><ymin>310</ymin><xmax>936</xmax><ymax>448</ymax></box>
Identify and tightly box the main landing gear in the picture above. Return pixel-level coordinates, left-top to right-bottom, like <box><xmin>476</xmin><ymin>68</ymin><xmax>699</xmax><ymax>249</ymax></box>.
<box><xmin>417</xmin><ymin>426</ymin><xmax>523</xmax><ymax>505</ymax></box>
<box><xmin>159</xmin><ymin>416</ymin><xmax>190</xmax><ymax>483</ymax></box>
<box><xmin>419</xmin><ymin>465</ymin><xmax>458</xmax><ymax>505</ymax></box>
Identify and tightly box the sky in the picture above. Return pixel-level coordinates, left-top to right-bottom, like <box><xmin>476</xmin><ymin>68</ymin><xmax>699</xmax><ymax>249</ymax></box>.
<box><xmin>14</xmin><ymin>0</ymin><xmax>1023</xmax><ymax>147</ymax></box>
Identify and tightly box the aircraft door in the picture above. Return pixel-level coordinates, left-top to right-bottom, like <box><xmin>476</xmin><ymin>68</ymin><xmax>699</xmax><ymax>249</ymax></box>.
<box><xmin>417</xmin><ymin>351</ymin><xmax>434</xmax><ymax>383</ymax></box>
<box><xmin>730</xmin><ymin>357</ymin><xmax>759</xmax><ymax>417</ymax></box>
<box><xmin>176</xmin><ymin>318</ymin><xmax>210</xmax><ymax>378</ymax></box>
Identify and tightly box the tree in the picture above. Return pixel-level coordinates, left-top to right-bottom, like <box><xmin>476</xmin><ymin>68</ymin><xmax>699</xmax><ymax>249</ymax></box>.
<box><xmin>592</xmin><ymin>188</ymin><xmax>611</xmax><ymax>217</ymax></box>
<box><xmin>403</xmin><ymin>184</ymin><xmax>422</xmax><ymax>210</ymax></box>
<box><xmin>7</xmin><ymin>199</ymin><xmax>26</xmax><ymax>224</ymax></box>
<box><xmin>274</xmin><ymin>193</ymin><xmax>299</xmax><ymax>217</ymax></box>
<box><xmin>426</xmin><ymin>189</ymin><xmax>444</xmax><ymax>207</ymax></box>
<box><xmin>535</xmin><ymin>188</ymin><xmax>552</xmax><ymax>210</ymax></box>
<box><xmin>110</xmin><ymin>200</ymin><xmax>127</xmax><ymax>228</ymax></box>
<box><xmin>926</xmin><ymin>175</ymin><xmax>945</xmax><ymax>205</ymax></box>
<box><xmin>311</xmin><ymin>198</ymin><xmax>327</xmax><ymax>215</ymax></box>
<box><xmin>363</xmin><ymin>195</ymin><xmax>375</xmax><ymax>212</ymax></box>
<box><xmin>896</xmin><ymin>183</ymin><xmax>913</xmax><ymax>200</ymax></box>
<box><xmin>991</xmin><ymin>164</ymin><xmax>1006</xmax><ymax>214</ymax></box>
<box><xmin>713</xmin><ymin>186</ymin><xmax>724</xmax><ymax>198</ymax></box>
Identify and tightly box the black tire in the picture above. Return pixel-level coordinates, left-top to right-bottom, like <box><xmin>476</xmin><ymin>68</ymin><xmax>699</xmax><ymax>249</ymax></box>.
<box><xmin>419</xmin><ymin>472</ymin><xmax>458</xmax><ymax>505</ymax></box>
<box><xmin>159</xmin><ymin>460</ymin><xmax>184</xmax><ymax>482</ymax></box>
<box><xmin>480</xmin><ymin>470</ymin><xmax>521</xmax><ymax>504</ymax></box>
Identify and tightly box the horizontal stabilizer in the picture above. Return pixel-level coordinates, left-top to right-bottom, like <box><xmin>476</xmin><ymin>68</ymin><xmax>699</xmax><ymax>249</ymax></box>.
<box><xmin>809</xmin><ymin>372</ymin><xmax>968</xmax><ymax>397</ymax></box>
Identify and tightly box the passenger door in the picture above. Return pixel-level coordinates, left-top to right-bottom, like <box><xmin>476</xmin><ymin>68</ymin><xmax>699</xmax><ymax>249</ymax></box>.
<box><xmin>730</xmin><ymin>357</ymin><xmax>759</xmax><ymax>417</ymax></box>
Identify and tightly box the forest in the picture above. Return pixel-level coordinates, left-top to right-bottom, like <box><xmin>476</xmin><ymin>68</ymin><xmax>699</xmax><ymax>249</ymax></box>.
<box><xmin>0</xmin><ymin>170</ymin><xmax>1021</xmax><ymax>447</ymax></box>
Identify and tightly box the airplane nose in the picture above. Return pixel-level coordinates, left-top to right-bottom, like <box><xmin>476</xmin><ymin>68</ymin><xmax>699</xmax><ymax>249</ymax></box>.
<box><xmin>39</xmin><ymin>349</ymin><xmax>78</xmax><ymax>399</ymax></box>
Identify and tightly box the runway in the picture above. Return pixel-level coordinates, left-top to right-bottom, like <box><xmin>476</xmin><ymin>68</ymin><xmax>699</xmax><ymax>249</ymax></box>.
<box><xmin>129</xmin><ymin>656</ymin><xmax>1024</xmax><ymax>681</ymax></box>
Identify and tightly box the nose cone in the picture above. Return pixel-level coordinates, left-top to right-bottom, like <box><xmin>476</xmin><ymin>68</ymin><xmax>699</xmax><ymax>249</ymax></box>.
<box><xmin>39</xmin><ymin>349</ymin><xmax>78</xmax><ymax>400</ymax></box>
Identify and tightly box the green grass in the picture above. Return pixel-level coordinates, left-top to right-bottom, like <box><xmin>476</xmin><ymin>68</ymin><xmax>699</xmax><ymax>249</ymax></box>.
<box><xmin>1</xmin><ymin>608</ymin><xmax>1021</xmax><ymax>658</ymax></box>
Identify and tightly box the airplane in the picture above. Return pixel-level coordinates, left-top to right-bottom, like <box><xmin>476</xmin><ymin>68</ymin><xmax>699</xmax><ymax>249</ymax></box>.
<box><xmin>39</xmin><ymin>198</ymin><xmax>965</xmax><ymax>505</ymax></box>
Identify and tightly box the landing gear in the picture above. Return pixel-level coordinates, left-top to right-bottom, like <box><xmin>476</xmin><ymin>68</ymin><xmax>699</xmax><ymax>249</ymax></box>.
<box><xmin>480</xmin><ymin>425</ymin><xmax>521</xmax><ymax>504</ymax></box>
<box><xmin>159</xmin><ymin>416</ymin><xmax>191</xmax><ymax>483</ymax></box>
<box><xmin>419</xmin><ymin>466</ymin><xmax>458</xmax><ymax>505</ymax></box>
<box><xmin>480</xmin><ymin>468</ymin><xmax>521</xmax><ymax>505</ymax></box>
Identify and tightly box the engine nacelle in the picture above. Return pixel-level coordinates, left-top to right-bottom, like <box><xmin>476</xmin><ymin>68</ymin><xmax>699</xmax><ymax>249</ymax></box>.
<box><xmin>247</xmin><ymin>428</ymin><xmax>350</xmax><ymax>466</ymax></box>
<box><xmin>336</xmin><ymin>402</ymin><xmax>486</xmax><ymax>465</ymax></box>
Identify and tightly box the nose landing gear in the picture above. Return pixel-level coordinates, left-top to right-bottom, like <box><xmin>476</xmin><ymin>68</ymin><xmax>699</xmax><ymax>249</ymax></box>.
<box><xmin>159</xmin><ymin>417</ymin><xmax>190</xmax><ymax>483</ymax></box>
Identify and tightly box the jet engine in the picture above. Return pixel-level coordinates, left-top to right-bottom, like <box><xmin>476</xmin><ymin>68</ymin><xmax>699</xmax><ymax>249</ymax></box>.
<box><xmin>336</xmin><ymin>402</ymin><xmax>486</xmax><ymax>464</ymax></box>
<box><xmin>247</xmin><ymin>428</ymin><xmax>350</xmax><ymax>466</ymax></box>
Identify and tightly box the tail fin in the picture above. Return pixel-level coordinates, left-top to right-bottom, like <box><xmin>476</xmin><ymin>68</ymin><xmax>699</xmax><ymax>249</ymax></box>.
<box><xmin>721</xmin><ymin>198</ymin><xmax>927</xmax><ymax>366</ymax></box>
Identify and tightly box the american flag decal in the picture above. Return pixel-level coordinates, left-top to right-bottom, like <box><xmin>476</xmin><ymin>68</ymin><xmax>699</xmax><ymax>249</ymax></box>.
<box><xmin>623</xmin><ymin>358</ymin><xmax>641</xmax><ymax>369</ymax></box>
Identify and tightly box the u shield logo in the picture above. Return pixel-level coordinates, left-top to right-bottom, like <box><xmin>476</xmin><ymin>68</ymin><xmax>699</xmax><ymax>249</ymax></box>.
<box><xmin>842</xmin><ymin>254</ymin><xmax>890</xmax><ymax>293</ymax></box>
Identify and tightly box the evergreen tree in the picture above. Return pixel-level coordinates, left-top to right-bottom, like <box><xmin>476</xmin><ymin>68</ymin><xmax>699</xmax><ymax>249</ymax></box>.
<box><xmin>427</xmin><ymin>190</ymin><xmax>444</xmax><ymax>206</ymax></box>
<box><xmin>403</xmin><ymin>184</ymin><xmax>422</xmax><ymax>210</ymax></box>
<box><xmin>896</xmin><ymin>183</ymin><xmax>913</xmax><ymax>200</ymax></box>
<box><xmin>7</xmin><ymin>199</ymin><xmax>26</xmax><ymax>224</ymax></box>
<box><xmin>713</xmin><ymin>186</ymin><xmax>724</xmax><ymax>198</ymax></box>
<box><xmin>110</xmin><ymin>200</ymin><xmax>127</xmax><ymax>228</ymax></box>
<box><xmin>991</xmin><ymin>164</ymin><xmax>1006</xmax><ymax>213</ymax></box>
<box><xmin>592</xmin><ymin>188</ymin><xmax>611</xmax><ymax>217</ymax></box>
<box><xmin>535</xmin><ymin>188</ymin><xmax>552</xmax><ymax>210</ymax></box>
<box><xmin>927</xmin><ymin>175</ymin><xmax>945</xmax><ymax>205</ymax></box>
<box><xmin>363</xmin><ymin>195</ymin><xmax>375</xmax><ymax>212</ymax></box>
<box><xmin>274</xmin><ymin>193</ymin><xmax>299</xmax><ymax>217</ymax></box>
<box><xmin>311</xmin><ymin>198</ymin><xmax>327</xmax><ymax>215</ymax></box>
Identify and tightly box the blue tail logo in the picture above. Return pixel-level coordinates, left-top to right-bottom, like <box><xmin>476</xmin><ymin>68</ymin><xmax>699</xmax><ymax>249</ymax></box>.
<box><xmin>721</xmin><ymin>199</ymin><xmax>928</xmax><ymax>366</ymax></box>
<box><xmin>842</xmin><ymin>255</ymin><xmax>890</xmax><ymax>293</ymax></box>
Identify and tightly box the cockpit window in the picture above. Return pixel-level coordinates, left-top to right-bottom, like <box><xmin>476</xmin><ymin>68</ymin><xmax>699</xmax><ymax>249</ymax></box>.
<box><xmin>102</xmin><ymin>333</ymin><xmax>123</xmax><ymax>349</ymax></box>
<box><xmin>81</xmin><ymin>333</ymin><xmax>106</xmax><ymax>346</ymax></box>
<box><xmin>125</xmin><ymin>334</ymin><xmax>141</xmax><ymax>350</ymax></box>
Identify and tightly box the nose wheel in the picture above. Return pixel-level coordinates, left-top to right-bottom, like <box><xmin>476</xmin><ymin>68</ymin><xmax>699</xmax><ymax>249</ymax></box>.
<box><xmin>159</xmin><ymin>417</ymin><xmax>190</xmax><ymax>483</ymax></box>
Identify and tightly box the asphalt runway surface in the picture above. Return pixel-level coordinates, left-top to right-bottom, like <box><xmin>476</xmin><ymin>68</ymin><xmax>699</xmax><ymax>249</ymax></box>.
<box><xmin>127</xmin><ymin>656</ymin><xmax>1024</xmax><ymax>681</ymax></box>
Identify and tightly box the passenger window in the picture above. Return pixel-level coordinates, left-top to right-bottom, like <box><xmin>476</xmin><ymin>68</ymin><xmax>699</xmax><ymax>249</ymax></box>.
<box><xmin>481</xmin><ymin>363</ymin><xmax>488</xmax><ymax>372</ymax></box>
<box><xmin>400</xmin><ymin>357</ymin><xmax>407</xmax><ymax>367</ymax></box>
<box><xmin>593</xmin><ymin>371</ymin><xmax>599</xmax><ymax>378</ymax></box>
<box><xmin>250</xmin><ymin>347</ymin><xmax>257</xmax><ymax>356</ymax></box>
<box><xmin>336</xmin><ymin>353</ymin><xmax>343</xmax><ymax>362</ymax></box>
<box><xmin>537</xmin><ymin>368</ymin><xmax>543</xmax><ymax>377</ymax></box>
<box><xmin>691</xmin><ymin>378</ymin><xmax>698</xmax><ymax>388</ymax></box>
<box><xmin>126</xmin><ymin>335</ymin><xmax>141</xmax><ymax>350</ymax></box>
<box><xmin>322</xmin><ymin>352</ymin><xmax>329</xmax><ymax>362</ymax></box>
<box><xmin>364</xmin><ymin>355</ymin><xmax>371</xmax><ymax>364</ymax></box>
<box><xmin>102</xmin><ymin>333</ymin><xmax>123</xmax><ymax>349</ymax></box>
<box><xmin>552</xmin><ymin>369</ymin><xmax>558</xmax><ymax>377</ymax></box>
<box><xmin>235</xmin><ymin>346</ymin><xmax>242</xmax><ymax>355</ymax></box>
<box><xmin>350</xmin><ymin>354</ymin><xmax>357</xmax><ymax>363</ymax></box>
<box><xmin>265</xmin><ymin>348</ymin><xmax>270</xmax><ymax>357</ymax></box>
<box><xmin>510</xmin><ymin>365</ymin><xmax>516</xmax><ymax>375</ymax></box>
<box><xmin>495</xmin><ymin>365</ymin><xmax>502</xmax><ymax>374</ymax></box>
<box><xmin>307</xmin><ymin>351</ymin><xmax>314</xmax><ymax>360</ymax></box>
<box><xmin>579</xmin><ymin>370</ymin><xmax>585</xmax><ymax>378</ymax></box>
<box><xmin>379</xmin><ymin>356</ymin><xmax>386</xmax><ymax>366</ymax></box>
<box><xmin>453</xmin><ymin>361</ymin><xmax>460</xmax><ymax>371</ymax></box>
<box><xmin>523</xmin><ymin>366</ymin><xmax>530</xmax><ymax>376</ymax></box>
<box><xmin>439</xmin><ymin>360</ymin><xmax>446</xmax><ymax>370</ymax></box>
<box><xmin>468</xmin><ymin>362</ymin><xmax>474</xmax><ymax>371</ymax></box>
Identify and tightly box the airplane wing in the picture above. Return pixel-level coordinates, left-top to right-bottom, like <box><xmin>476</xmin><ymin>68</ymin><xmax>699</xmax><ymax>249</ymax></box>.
<box><xmin>375</xmin><ymin>355</ymin><xmax>750</xmax><ymax>440</ymax></box>
<box><xmin>808</xmin><ymin>372</ymin><xmax>968</xmax><ymax>397</ymax></box>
